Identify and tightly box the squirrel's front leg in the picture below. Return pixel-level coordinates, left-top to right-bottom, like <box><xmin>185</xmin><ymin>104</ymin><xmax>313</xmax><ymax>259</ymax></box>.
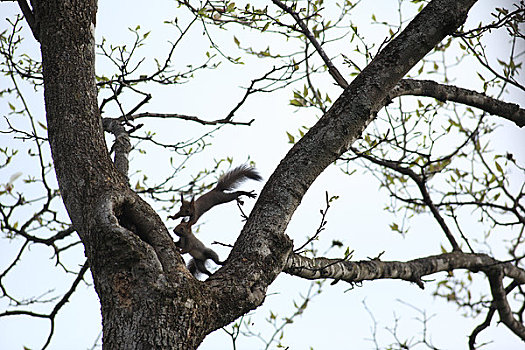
<box><xmin>235</xmin><ymin>190</ymin><xmax>257</xmax><ymax>205</ymax></box>
<box><xmin>175</xmin><ymin>238</ymin><xmax>189</xmax><ymax>254</ymax></box>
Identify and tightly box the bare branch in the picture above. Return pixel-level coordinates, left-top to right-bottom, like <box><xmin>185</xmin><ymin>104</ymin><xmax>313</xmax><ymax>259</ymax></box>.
<box><xmin>349</xmin><ymin>146</ymin><xmax>461</xmax><ymax>252</ymax></box>
<box><xmin>127</xmin><ymin>112</ymin><xmax>254</xmax><ymax>126</ymax></box>
<box><xmin>453</xmin><ymin>6</ymin><xmax>525</xmax><ymax>39</ymax></box>
<box><xmin>271</xmin><ymin>0</ymin><xmax>349</xmax><ymax>89</ymax></box>
<box><xmin>294</xmin><ymin>191</ymin><xmax>333</xmax><ymax>253</ymax></box>
<box><xmin>0</xmin><ymin>261</ymin><xmax>89</xmax><ymax>350</ymax></box>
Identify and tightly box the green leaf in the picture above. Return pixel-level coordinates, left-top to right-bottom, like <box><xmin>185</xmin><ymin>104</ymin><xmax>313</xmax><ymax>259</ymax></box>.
<box><xmin>286</xmin><ymin>132</ymin><xmax>295</xmax><ymax>144</ymax></box>
<box><xmin>389</xmin><ymin>222</ymin><xmax>399</xmax><ymax>232</ymax></box>
<box><xmin>290</xmin><ymin>99</ymin><xmax>303</xmax><ymax>107</ymax></box>
<box><xmin>494</xmin><ymin>161</ymin><xmax>502</xmax><ymax>173</ymax></box>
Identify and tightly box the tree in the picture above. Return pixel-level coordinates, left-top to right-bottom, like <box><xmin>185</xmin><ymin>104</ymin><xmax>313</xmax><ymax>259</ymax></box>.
<box><xmin>1</xmin><ymin>0</ymin><xmax>524</xmax><ymax>349</ymax></box>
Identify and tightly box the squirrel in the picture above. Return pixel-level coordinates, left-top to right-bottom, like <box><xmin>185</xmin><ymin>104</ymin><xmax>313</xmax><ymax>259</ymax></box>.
<box><xmin>168</xmin><ymin>164</ymin><xmax>262</xmax><ymax>225</ymax></box>
<box><xmin>173</xmin><ymin>221</ymin><xmax>223</xmax><ymax>277</ymax></box>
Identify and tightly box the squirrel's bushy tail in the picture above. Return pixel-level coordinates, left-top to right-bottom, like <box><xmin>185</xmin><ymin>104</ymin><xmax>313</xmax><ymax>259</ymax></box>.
<box><xmin>215</xmin><ymin>164</ymin><xmax>262</xmax><ymax>191</ymax></box>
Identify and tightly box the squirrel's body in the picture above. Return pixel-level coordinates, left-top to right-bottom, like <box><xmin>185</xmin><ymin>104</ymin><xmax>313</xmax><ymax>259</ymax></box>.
<box><xmin>173</xmin><ymin>221</ymin><xmax>222</xmax><ymax>277</ymax></box>
<box><xmin>169</xmin><ymin>165</ymin><xmax>262</xmax><ymax>225</ymax></box>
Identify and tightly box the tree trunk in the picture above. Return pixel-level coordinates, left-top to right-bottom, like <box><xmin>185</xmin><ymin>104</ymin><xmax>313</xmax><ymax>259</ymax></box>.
<box><xmin>34</xmin><ymin>1</ymin><xmax>206</xmax><ymax>348</ymax></box>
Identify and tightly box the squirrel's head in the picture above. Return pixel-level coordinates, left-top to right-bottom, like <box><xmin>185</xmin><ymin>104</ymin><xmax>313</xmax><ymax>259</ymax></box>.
<box><xmin>173</xmin><ymin>221</ymin><xmax>192</xmax><ymax>237</ymax></box>
<box><xmin>178</xmin><ymin>194</ymin><xmax>195</xmax><ymax>216</ymax></box>
<box><xmin>169</xmin><ymin>194</ymin><xmax>195</xmax><ymax>220</ymax></box>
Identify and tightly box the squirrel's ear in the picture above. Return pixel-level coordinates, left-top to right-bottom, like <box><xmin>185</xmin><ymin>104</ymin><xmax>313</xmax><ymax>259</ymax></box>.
<box><xmin>180</xmin><ymin>193</ymin><xmax>184</xmax><ymax>202</ymax></box>
<box><xmin>190</xmin><ymin>196</ymin><xmax>195</xmax><ymax>205</ymax></box>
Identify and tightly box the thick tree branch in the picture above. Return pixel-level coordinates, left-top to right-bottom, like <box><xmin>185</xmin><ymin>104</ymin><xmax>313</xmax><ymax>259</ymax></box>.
<box><xmin>487</xmin><ymin>269</ymin><xmax>525</xmax><ymax>341</ymax></box>
<box><xmin>390</xmin><ymin>79</ymin><xmax>525</xmax><ymax>127</ymax></box>
<box><xmin>285</xmin><ymin>252</ymin><xmax>525</xmax><ymax>286</ymax></box>
<box><xmin>102</xmin><ymin>118</ymin><xmax>132</xmax><ymax>179</ymax></box>
<box><xmin>208</xmin><ymin>0</ymin><xmax>478</xmax><ymax>331</ymax></box>
<box><xmin>286</xmin><ymin>251</ymin><xmax>525</xmax><ymax>342</ymax></box>
<box><xmin>469</xmin><ymin>281</ymin><xmax>519</xmax><ymax>349</ymax></box>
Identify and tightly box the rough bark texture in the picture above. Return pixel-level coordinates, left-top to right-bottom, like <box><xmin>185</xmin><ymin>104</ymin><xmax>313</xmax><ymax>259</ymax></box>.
<box><xmin>34</xmin><ymin>0</ymin><xmax>480</xmax><ymax>348</ymax></box>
